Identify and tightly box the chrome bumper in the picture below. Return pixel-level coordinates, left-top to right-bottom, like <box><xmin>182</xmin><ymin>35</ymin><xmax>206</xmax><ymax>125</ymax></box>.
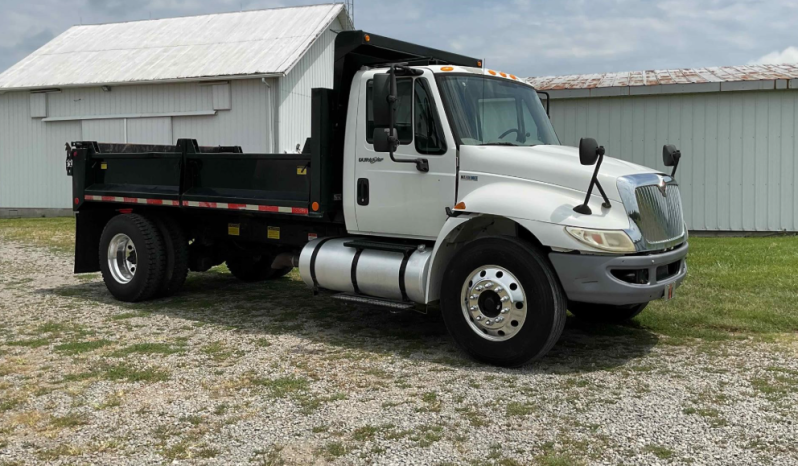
<box><xmin>549</xmin><ymin>243</ymin><xmax>688</xmax><ymax>306</ymax></box>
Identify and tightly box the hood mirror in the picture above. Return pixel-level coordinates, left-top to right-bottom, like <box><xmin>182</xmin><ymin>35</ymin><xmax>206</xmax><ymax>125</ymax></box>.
<box><xmin>579</xmin><ymin>138</ymin><xmax>604</xmax><ymax>166</ymax></box>
<box><xmin>663</xmin><ymin>144</ymin><xmax>682</xmax><ymax>178</ymax></box>
<box><xmin>574</xmin><ymin>137</ymin><xmax>611</xmax><ymax>215</ymax></box>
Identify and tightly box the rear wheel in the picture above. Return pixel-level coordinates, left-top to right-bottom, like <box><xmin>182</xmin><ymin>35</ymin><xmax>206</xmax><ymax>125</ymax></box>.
<box><xmin>99</xmin><ymin>214</ymin><xmax>166</xmax><ymax>302</ymax></box>
<box><xmin>440</xmin><ymin>236</ymin><xmax>566</xmax><ymax>367</ymax></box>
<box><xmin>568</xmin><ymin>302</ymin><xmax>648</xmax><ymax>323</ymax></box>
<box><xmin>226</xmin><ymin>254</ymin><xmax>289</xmax><ymax>282</ymax></box>
<box><xmin>151</xmin><ymin>215</ymin><xmax>189</xmax><ymax>297</ymax></box>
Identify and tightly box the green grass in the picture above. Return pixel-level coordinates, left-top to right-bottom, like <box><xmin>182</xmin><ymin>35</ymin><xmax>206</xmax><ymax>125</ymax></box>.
<box><xmin>635</xmin><ymin>236</ymin><xmax>798</xmax><ymax>340</ymax></box>
<box><xmin>0</xmin><ymin>217</ymin><xmax>75</xmax><ymax>253</ymax></box>
<box><xmin>110</xmin><ymin>343</ymin><xmax>184</xmax><ymax>357</ymax></box>
<box><xmin>54</xmin><ymin>339</ymin><xmax>112</xmax><ymax>355</ymax></box>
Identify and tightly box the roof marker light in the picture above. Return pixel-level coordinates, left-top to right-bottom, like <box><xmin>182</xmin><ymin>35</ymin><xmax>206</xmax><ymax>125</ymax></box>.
<box><xmin>510</xmin><ymin>74</ymin><xmax>517</xmax><ymax>80</ymax></box>
<box><xmin>477</xmin><ymin>61</ymin><xmax>483</xmax><ymax>67</ymax></box>
<box><xmin>500</xmin><ymin>72</ymin><xmax>507</xmax><ymax>78</ymax></box>
<box><xmin>441</xmin><ymin>66</ymin><xmax>454</xmax><ymax>72</ymax></box>
<box><xmin>488</xmin><ymin>70</ymin><xmax>497</xmax><ymax>76</ymax></box>
<box><xmin>364</xmin><ymin>34</ymin><xmax>371</xmax><ymax>42</ymax></box>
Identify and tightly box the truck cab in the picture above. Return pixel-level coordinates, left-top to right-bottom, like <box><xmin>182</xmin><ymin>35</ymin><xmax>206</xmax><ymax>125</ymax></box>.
<box><xmin>67</xmin><ymin>31</ymin><xmax>687</xmax><ymax>366</ymax></box>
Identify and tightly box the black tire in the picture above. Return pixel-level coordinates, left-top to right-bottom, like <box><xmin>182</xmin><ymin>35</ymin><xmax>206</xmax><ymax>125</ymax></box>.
<box><xmin>440</xmin><ymin>236</ymin><xmax>567</xmax><ymax>367</ymax></box>
<box><xmin>99</xmin><ymin>214</ymin><xmax>166</xmax><ymax>302</ymax></box>
<box><xmin>568</xmin><ymin>302</ymin><xmax>648</xmax><ymax>323</ymax></box>
<box><xmin>151</xmin><ymin>215</ymin><xmax>189</xmax><ymax>297</ymax></box>
<box><xmin>226</xmin><ymin>255</ymin><xmax>278</xmax><ymax>282</ymax></box>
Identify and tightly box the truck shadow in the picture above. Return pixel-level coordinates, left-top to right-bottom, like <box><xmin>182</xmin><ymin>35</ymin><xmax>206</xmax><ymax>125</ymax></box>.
<box><xmin>43</xmin><ymin>271</ymin><xmax>659</xmax><ymax>374</ymax></box>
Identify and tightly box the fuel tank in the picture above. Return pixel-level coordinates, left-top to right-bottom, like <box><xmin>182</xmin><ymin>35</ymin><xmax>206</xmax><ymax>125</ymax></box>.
<box><xmin>298</xmin><ymin>237</ymin><xmax>432</xmax><ymax>304</ymax></box>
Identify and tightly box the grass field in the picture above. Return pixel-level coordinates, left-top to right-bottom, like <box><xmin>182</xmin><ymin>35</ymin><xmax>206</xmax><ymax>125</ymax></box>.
<box><xmin>1</xmin><ymin>217</ymin><xmax>796</xmax><ymax>342</ymax></box>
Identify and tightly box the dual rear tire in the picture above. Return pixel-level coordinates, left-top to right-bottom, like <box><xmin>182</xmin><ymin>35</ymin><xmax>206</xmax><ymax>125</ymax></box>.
<box><xmin>99</xmin><ymin>214</ymin><xmax>189</xmax><ymax>302</ymax></box>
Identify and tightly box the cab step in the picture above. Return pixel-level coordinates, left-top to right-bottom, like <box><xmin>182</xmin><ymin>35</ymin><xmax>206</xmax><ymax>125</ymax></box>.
<box><xmin>331</xmin><ymin>293</ymin><xmax>416</xmax><ymax>311</ymax></box>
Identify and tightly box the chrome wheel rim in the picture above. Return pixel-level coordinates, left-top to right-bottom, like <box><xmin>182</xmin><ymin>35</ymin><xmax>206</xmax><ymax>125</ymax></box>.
<box><xmin>107</xmin><ymin>233</ymin><xmax>137</xmax><ymax>284</ymax></box>
<box><xmin>460</xmin><ymin>265</ymin><xmax>527</xmax><ymax>342</ymax></box>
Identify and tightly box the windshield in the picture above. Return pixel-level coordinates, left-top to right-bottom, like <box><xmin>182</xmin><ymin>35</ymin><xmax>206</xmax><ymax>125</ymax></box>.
<box><xmin>438</xmin><ymin>75</ymin><xmax>559</xmax><ymax>147</ymax></box>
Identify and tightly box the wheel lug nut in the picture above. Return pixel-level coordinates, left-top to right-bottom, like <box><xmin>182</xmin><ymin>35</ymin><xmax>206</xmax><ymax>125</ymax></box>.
<box><xmin>475</xmin><ymin>315</ymin><xmax>482</xmax><ymax>321</ymax></box>
<box><xmin>475</xmin><ymin>285</ymin><xmax>484</xmax><ymax>291</ymax></box>
<box><xmin>470</xmin><ymin>306</ymin><xmax>478</xmax><ymax>311</ymax></box>
<box><xmin>484</xmin><ymin>282</ymin><xmax>494</xmax><ymax>288</ymax></box>
<box><xmin>485</xmin><ymin>320</ymin><xmax>492</xmax><ymax>325</ymax></box>
<box><xmin>494</xmin><ymin>287</ymin><xmax>503</xmax><ymax>292</ymax></box>
<box><xmin>501</xmin><ymin>296</ymin><xmax>509</xmax><ymax>302</ymax></box>
<box><xmin>470</xmin><ymin>295</ymin><xmax>478</xmax><ymax>300</ymax></box>
<box><xmin>501</xmin><ymin>308</ymin><xmax>509</xmax><ymax>314</ymax></box>
<box><xmin>496</xmin><ymin>317</ymin><xmax>504</xmax><ymax>323</ymax></box>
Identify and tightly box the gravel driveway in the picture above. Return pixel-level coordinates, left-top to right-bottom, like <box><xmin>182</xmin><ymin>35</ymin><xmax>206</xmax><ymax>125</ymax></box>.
<box><xmin>1</xmin><ymin>240</ymin><xmax>796</xmax><ymax>465</ymax></box>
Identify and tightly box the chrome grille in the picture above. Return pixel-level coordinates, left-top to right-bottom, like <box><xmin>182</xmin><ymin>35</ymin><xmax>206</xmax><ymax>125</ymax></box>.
<box><xmin>617</xmin><ymin>174</ymin><xmax>686</xmax><ymax>252</ymax></box>
<box><xmin>633</xmin><ymin>184</ymin><xmax>684</xmax><ymax>244</ymax></box>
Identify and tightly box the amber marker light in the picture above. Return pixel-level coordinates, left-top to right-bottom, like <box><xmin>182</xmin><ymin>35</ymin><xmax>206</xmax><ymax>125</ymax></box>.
<box><xmin>488</xmin><ymin>70</ymin><xmax>497</xmax><ymax>76</ymax></box>
<box><xmin>477</xmin><ymin>61</ymin><xmax>483</xmax><ymax>67</ymax></box>
<box><xmin>441</xmin><ymin>66</ymin><xmax>454</xmax><ymax>72</ymax></box>
<box><xmin>510</xmin><ymin>74</ymin><xmax>518</xmax><ymax>80</ymax></box>
<box><xmin>364</xmin><ymin>34</ymin><xmax>371</xmax><ymax>42</ymax></box>
<box><xmin>454</xmin><ymin>202</ymin><xmax>467</xmax><ymax>210</ymax></box>
<box><xmin>500</xmin><ymin>72</ymin><xmax>507</xmax><ymax>78</ymax></box>
<box><xmin>312</xmin><ymin>202</ymin><xmax>320</xmax><ymax>212</ymax></box>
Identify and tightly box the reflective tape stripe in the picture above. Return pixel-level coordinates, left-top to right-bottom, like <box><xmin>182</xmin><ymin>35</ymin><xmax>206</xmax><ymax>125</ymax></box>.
<box><xmin>84</xmin><ymin>195</ymin><xmax>307</xmax><ymax>215</ymax></box>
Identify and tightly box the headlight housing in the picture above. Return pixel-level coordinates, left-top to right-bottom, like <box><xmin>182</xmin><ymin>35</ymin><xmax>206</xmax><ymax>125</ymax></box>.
<box><xmin>565</xmin><ymin>227</ymin><xmax>636</xmax><ymax>253</ymax></box>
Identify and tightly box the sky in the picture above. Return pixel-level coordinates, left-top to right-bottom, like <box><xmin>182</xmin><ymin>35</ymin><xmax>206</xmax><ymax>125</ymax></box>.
<box><xmin>0</xmin><ymin>0</ymin><xmax>796</xmax><ymax>78</ymax></box>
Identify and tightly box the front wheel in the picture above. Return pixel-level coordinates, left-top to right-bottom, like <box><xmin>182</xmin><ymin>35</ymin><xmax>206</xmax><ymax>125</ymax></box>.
<box><xmin>440</xmin><ymin>237</ymin><xmax>567</xmax><ymax>367</ymax></box>
<box><xmin>568</xmin><ymin>302</ymin><xmax>648</xmax><ymax>323</ymax></box>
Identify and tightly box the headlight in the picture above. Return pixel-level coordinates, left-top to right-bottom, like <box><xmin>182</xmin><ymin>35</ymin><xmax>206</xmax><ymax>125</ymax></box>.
<box><xmin>565</xmin><ymin>227</ymin><xmax>636</xmax><ymax>253</ymax></box>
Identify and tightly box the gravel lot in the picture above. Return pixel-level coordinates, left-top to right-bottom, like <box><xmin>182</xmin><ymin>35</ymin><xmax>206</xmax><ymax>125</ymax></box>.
<box><xmin>1</xmin><ymin>239</ymin><xmax>797</xmax><ymax>465</ymax></box>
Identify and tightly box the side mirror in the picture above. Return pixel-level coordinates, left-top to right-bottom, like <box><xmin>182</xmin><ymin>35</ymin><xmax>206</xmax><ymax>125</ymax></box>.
<box><xmin>662</xmin><ymin>144</ymin><xmax>682</xmax><ymax>178</ymax></box>
<box><xmin>578</xmin><ymin>138</ymin><xmax>604</xmax><ymax>166</ymax></box>
<box><xmin>372</xmin><ymin>128</ymin><xmax>398</xmax><ymax>154</ymax></box>
<box><xmin>663</xmin><ymin>144</ymin><xmax>681</xmax><ymax>167</ymax></box>
<box><xmin>372</xmin><ymin>73</ymin><xmax>395</xmax><ymax>129</ymax></box>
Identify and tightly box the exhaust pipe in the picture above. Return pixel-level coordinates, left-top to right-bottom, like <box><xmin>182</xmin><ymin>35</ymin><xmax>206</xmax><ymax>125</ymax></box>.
<box><xmin>271</xmin><ymin>252</ymin><xmax>299</xmax><ymax>269</ymax></box>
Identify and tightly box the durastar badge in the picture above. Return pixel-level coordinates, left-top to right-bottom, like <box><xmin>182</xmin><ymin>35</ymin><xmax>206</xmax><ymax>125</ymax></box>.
<box><xmin>359</xmin><ymin>157</ymin><xmax>384</xmax><ymax>164</ymax></box>
<box><xmin>460</xmin><ymin>175</ymin><xmax>478</xmax><ymax>181</ymax></box>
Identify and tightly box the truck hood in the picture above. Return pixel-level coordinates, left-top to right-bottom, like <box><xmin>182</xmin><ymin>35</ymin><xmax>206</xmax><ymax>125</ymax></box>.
<box><xmin>459</xmin><ymin>144</ymin><xmax>660</xmax><ymax>202</ymax></box>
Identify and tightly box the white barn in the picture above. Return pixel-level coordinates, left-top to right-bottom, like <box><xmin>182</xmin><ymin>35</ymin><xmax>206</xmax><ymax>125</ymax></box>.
<box><xmin>0</xmin><ymin>4</ymin><xmax>352</xmax><ymax>216</ymax></box>
<box><xmin>527</xmin><ymin>65</ymin><xmax>798</xmax><ymax>233</ymax></box>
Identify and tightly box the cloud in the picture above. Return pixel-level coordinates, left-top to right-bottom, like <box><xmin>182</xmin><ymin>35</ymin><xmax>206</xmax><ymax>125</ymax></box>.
<box><xmin>749</xmin><ymin>46</ymin><xmax>798</xmax><ymax>65</ymax></box>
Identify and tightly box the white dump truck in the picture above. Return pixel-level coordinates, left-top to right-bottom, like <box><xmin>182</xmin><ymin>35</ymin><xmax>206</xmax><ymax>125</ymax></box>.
<box><xmin>67</xmin><ymin>31</ymin><xmax>687</xmax><ymax>366</ymax></box>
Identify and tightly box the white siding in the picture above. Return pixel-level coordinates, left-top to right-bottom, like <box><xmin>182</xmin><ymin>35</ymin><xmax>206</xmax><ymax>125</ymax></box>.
<box><xmin>82</xmin><ymin>119</ymin><xmax>125</xmax><ymax>142</ymax></box>
<box><xmin>276</xmin><ymin>19</ymin><xmax>341</xmax><ymax>153</ymax></box>
<box><xmin>0</xmin><ymin>91</ymin><xmax>82</xmax><ymax>208</ymax></box>
<box><xmin>0</xmin><ymin>78</ymin><xmax>273</xmax><ymax>208</ymax></box>
<box><xmin>549</xmin><ymin>90</ymin><xmax>798</xmax><ymax>232</ymax></box>
<box><xmin>127</xmin><ymin>118</ymin><xmax>172</xmax><ymax>145</ymax></box>
<box><xmin>173</xmin><ymin>79</ymin><xmax>272</xmax><ymax>152</ymax></box>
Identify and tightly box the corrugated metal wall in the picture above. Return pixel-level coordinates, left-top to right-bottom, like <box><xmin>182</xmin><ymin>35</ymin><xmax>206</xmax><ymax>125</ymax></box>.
<box><xmin>0</xmin><ymin>92</ymin><xmax>81</xmax><ymax>209</ymax></box>
<box><xmin>549</xmin><ymin>90</ymin><xmax>798</xmax><ymax>232</ymax></box>
<box><xmin>0</xmin><ymin>79</ymin><xmax>273</xmax><ymax>208</ymax></box>
<box><xmin>276</xmin><ymin>18</ymin><xmax>341</xmax><ymax>153</ymax></box>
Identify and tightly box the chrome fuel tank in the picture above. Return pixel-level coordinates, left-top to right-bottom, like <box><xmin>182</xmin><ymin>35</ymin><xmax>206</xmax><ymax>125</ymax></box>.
<box><xmin>298</xmin><ymin>237</ymin><xmax>431</xmax><ymax>304</ymax></box>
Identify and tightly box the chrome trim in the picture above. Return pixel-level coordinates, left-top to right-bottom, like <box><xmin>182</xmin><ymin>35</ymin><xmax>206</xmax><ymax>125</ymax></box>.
<box><xmin>617</xmin><ymin>174</ymin><xmax>686</xmax><ymax>252</ymax></box>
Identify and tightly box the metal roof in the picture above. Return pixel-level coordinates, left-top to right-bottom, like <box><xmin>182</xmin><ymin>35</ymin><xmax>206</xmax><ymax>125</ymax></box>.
<box><xmin>0</xmin><ymin>4</ymin><xmax>352</xmax><ymax>91</ymax></box>
<box><xmin>527</xmin><ymin>64</ymin><xmax>798</xmax><ymax>92</ymax></box>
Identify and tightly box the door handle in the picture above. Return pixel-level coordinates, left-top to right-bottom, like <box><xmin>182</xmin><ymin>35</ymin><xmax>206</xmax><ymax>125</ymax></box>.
<box><xmin>357</xmin><ymin>178</ymin><xmax>369</xmax><ymax>206</ymax></box>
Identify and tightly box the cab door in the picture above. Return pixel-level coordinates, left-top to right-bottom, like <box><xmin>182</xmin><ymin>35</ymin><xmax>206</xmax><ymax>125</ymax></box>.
<box><xmin>353</xmin><ymin>72</ymin><xmax>456</xmax><ymax>240</ymax></box>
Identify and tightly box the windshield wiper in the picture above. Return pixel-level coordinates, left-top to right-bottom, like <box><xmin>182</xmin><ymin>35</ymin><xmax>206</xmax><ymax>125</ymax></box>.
<box><xmin>479</xmin><ymin>142</ymin><xmax>519</xmax><ymax>146</ymax></box>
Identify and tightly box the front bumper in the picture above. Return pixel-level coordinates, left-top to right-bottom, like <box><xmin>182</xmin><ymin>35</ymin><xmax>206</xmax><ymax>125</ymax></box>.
<box><xmin>549</xmin><ymin>243</ymin><xmax>688</xmax><ymax>306</ymax></box>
